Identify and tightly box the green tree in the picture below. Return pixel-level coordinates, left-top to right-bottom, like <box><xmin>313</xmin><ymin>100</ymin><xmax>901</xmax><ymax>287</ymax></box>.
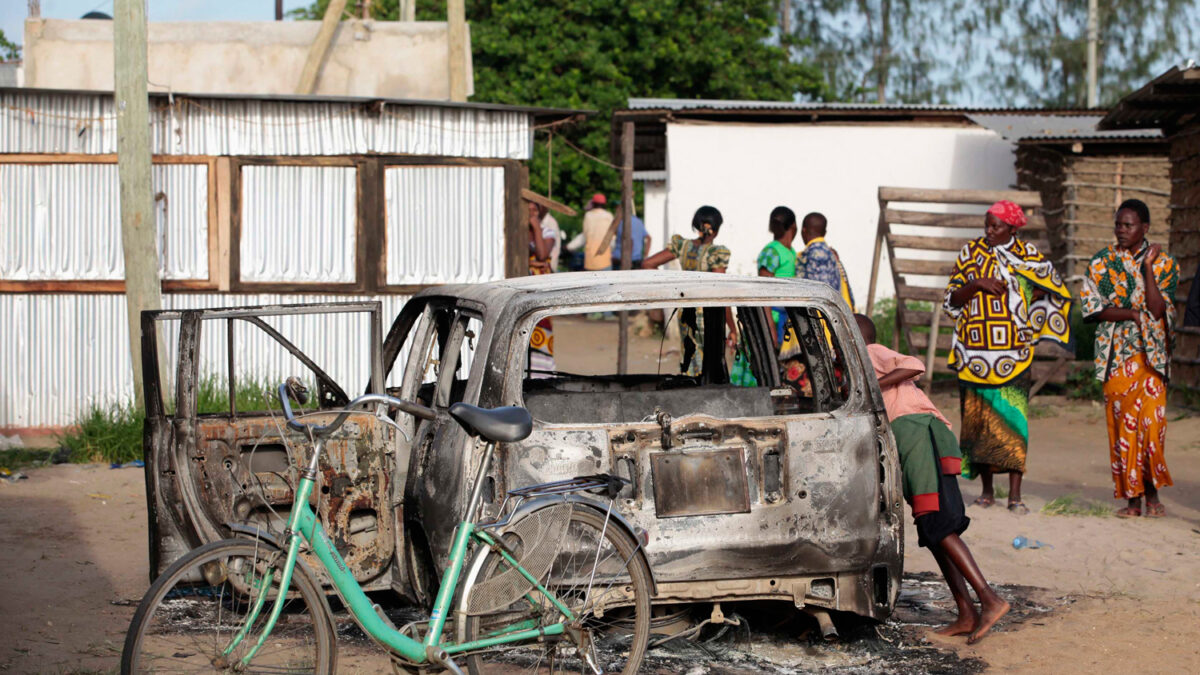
<box><xmin>292</xmin><ymin>0</ymin><xmax>825</xmax><ymax>206</ymax></box>
<box><xmin>785</xmin><ymin>0</ymin><xmax>1199</xmax><ymax>106</ymax></box>
<box><xmin>0</xmin><ymin>29</ymin><xmax>20</xmax><ymax>61</ymax></box>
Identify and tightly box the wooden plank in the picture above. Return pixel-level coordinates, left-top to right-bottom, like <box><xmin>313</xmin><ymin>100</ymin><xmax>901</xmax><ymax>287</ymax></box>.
<box><xmin>908</xmin><ymin>331</ymin><xmax>954</xmax><ymax>351</ymax></box>
<box><xmin>866</xmin><ymin>200</ymin><xmax>887</xmax><ymax>316</ymax></box>
<box><xmin>447</xmin><ymin>0</ymin><xmax>468</xmax><ymax>102</ymax></box>
<box><xmin>0</xmin><ymin>280</ymin><xmax>216</xmax><ymax>293</ymax></box>
<box><xmin>206</xmin><ymin>157</ymin><xmax>219</xmax><ymax>288</ymax></box>
<box><xmin>892</xmin><ymin>258</ymin><xmax>955</xmax><ymax>276</ymax></box>
<box><xmin>1061</xmin><ymin>181</ymin><xmax>1170</xmax><ymax>196</ymax></box>
<box><xmin>235</xmin><ymin>156</ymin><xmax>358</xmax><ymax>167</ymax></box>
<box><xmin>356</xmin><ymin>158</ymin><xmax>384</xmax><ymax>292</ymax></box>
<box><xmin>895</xmin><ymin>282</ymin><xmax>945</xmax><ymax>303</ymax></box>
<box><xmin>296</xmin><ymin>0</ymin><xmax>347</xmax><ymax>94</ymax></box>
<box><xmin>885</xmin><ymin>208</ymin><xmax>1046</xmax><ymax>230</ymax></box>
<box><xmin>0</xmin><ymin>154</ymin><xmax>214</xmax><ymax>164</ymax></box>
<box><xmin>214</xmin><ymin>157</ymin><xmax>232</xmax><ymax>291</ymax></box>
<box><xmin>879</xmin><ymin>187</ymin><xmax>1042</xmax><ymax>207</ymax></box>
<box><xmin>888</xmin><ymin>233</ymin><xmax>972</xmax><ymax>251</ymax></box>
<box><xmin>503</xmin><ymin>162</ymin><xmax>528</xmax><ymax>278</ymax></box>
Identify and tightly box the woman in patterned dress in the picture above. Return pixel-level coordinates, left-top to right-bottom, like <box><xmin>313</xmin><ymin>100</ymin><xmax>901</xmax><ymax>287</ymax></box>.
<box><xmin>523</xmin><ymin>190</ymin><xmax>575</xmax><ymax>377</ymax></box>
<box><xmin>943</xmin><ymin>200</ymin><xmax>1072</xmax><ymax>514</ymax></box>
<box><xmin>1080</xmin><ymin>199</ymin><xmax>1179</xmax><ymax>518</ymax></box>
<box><xmin>642</xmin><ymin>205</ymin><xmax>734</xmax><ymax>377</ymax></box>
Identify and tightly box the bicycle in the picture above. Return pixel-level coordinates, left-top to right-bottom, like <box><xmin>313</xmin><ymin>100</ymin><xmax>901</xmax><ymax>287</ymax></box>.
<box><xmin>121</xmin><ymin>378</ymin><xmax>653</xmax><ymax>674</ymax></box>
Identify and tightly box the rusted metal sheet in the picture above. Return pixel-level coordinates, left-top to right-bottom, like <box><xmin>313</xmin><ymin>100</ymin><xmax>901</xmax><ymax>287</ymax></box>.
<box><xmin>651</xmin><ymin>449</ymin><xmax>751</xmax><ymax>517</ymax></box>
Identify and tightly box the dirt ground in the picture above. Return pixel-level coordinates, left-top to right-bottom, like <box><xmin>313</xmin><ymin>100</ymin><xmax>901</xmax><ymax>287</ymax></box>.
<box><xmin>3</xmin><ymin>316</ymin><xmax>1200</xmax><ymax>673</ymax></box>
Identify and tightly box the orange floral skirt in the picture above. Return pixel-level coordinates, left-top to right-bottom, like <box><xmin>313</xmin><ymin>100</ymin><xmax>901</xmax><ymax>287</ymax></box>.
<box><xmin>1103</xmin><ymin>353</ymin><xmax>1172</xmax><ymax>499</ymax></box>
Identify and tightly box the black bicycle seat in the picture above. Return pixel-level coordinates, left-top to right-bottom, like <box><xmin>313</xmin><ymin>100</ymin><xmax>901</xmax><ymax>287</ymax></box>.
<box><xmin>448</xmin><ymin>403</ymin><xmax>533</xmax><ymax>443</ymax></box>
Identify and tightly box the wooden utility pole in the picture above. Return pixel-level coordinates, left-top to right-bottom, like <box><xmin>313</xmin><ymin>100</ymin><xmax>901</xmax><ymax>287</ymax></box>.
<box><xmin>297</xmin><ymin>0</ymin><xmax>348</xmax><ymax>95</ymax></box>
<box><xmin>1086</xmin><ymin>0</ymin><xmax>1099</xmax><ymax>107</ymax></box>
<box><xmin>114</xmin><ymin>0</ymin><xmax>161</xmax><ymax>410</ymax></box>
<box><xmin>617</xmin><ymin>122</ymin><xmax>635</xmax><ymax>375</ymax></box>
<box><xmin>275</xmin><ymin>0</ymin><xmax>283</xmax><ymax>20</ymax></box>
<box><xmin>447</xmin><ymin>0</ymin><xmax>467</xmax><ymax>101</ymax></box>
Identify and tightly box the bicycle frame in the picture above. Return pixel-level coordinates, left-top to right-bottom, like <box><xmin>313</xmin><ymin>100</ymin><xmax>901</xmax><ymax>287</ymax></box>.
<box><xmin>228</xmin><ymin>434</ymin><xmax>575</xmax><ymax>668</ymax></box>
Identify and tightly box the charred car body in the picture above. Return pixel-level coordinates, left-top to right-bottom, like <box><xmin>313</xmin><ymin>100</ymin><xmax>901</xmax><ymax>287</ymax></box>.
<box><xmin>141</xmin><ymin>271</ymin><xmax>904</xmax><ymax>622</ymax></box>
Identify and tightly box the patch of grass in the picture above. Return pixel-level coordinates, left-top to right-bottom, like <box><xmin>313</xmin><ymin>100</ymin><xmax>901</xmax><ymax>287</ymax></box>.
<box><xmin>993</xmin><ymin>485</ymin><xmax>1009</xmax><ymax>500</ymax></box>
<box><xmin>57</xmin><ymin>405</ymin><xmax>143</xmax><ymax>465</ymax></box>
<box><xmin>0</xmin><ymin>447</ymin><xmax>62</xmax><ymax>469</ymax></box>
<box><xmin>59</xmin><ymin>375</ymin><xmax>288</xmax><ymax>465</ymax></box>
<box><xmin>1041</xmin><ymin>493</ymin><xmax>1111</xmax><ymax>517</ymax></box>
<box><xmin>1064</xmin><ymin>367</ymin><xmax>1103</xmax><ymax>402</ymax></box>
<box><xmin>1028</xmin><ymin>403</ymin><xmax>1057</xmax><ymax>419</ymax></box>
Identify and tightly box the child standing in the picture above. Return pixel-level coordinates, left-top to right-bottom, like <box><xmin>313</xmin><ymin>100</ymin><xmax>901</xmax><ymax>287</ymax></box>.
<box><xmin>855</xmin><ymin>314</ymin><xmax>1010</xmax><ymax>644</ymax></box>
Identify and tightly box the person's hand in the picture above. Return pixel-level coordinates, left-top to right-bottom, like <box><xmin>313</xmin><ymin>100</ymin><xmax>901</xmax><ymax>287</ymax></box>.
<box><xmin>725</xmin><ymin>328</ymin><xmax>738</xmax><ymax>349</ymax></box>
<box><xmin>973</xmin><ymin>278</ymin><xmax>1006</xmax><ymax>296</ymax></box>
<box><xmin>1143</xmin><ymin>244</ymin><xmax>1162</xmax><ymax>271</ymax></box>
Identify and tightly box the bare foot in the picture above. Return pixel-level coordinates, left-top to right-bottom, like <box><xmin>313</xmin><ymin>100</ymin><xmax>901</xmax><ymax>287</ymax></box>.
<box><xmin>934</xmin><ymin>609</ymin><xmax>979</xmax><ymax>637</ymax></box>
<box><xmin>967</xmin><ymin>597</ymin><xmax>1010</xmax><ymax>645</ymax></box>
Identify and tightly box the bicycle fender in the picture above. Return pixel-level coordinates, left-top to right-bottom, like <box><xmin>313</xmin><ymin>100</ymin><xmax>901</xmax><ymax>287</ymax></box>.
<box><xmin>500</xmin><ymin>495</ymin><xmax>657</xmax><ymax>594</ymax></box>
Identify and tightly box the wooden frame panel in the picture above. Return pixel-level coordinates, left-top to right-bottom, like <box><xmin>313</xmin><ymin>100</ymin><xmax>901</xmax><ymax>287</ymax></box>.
<box><xmin>0</xmin><ymin>153</ymin><xmax>219</xmax><ymax>294</ymax></box>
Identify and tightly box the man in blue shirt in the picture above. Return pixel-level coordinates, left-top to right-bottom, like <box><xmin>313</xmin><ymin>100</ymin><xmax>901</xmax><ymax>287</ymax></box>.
<box><xmin>610</xmin><ymin>207</ymin><xmax>649</xmax><ymax>269</ymax></box>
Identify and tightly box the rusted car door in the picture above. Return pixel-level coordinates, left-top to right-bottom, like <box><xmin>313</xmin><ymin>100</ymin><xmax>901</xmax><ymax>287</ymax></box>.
<box><xmin>142</xmin><ymin>303</ymin><xmax>410</xmax><ymax>593</ymax></box>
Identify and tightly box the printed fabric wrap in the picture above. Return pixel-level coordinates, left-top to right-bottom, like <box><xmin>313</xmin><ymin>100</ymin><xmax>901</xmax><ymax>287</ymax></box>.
<box><xmin>798</xmin><ymin>238</ymin><xmax>855</xmax><ymax>307</ymax></box>
<box><xmin>943</xmin><ymin>237</ymin><xmax>1072</xmax><ymax>386</ymax></box>
<box><xmin>891</xmin><ymin>414</ymin><xmax>963</xmax><ymax>517</ymax></box>
<box><xmin>757</xmin><ymin>240</ymin><xmax>796</xmax><ymax>278</ymax></box>
<box><xmin>1079</xmin><ymin>242</ymin><xmax>1178</xmax><ymax>381</ymax></box>
<box><xmin>668</xmin><ymin>234</ymin><xmax>731</xmax><ymax>272</ymax></box>
<box><xmin>1103</xmin><ymin>352</ymin><xmax>1172</xmax><ymax>498</ymax></box>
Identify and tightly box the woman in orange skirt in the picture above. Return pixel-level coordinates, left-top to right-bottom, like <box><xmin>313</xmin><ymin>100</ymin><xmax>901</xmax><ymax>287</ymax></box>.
<box><xmin>1081</xmin><ymin>199</ymin><xmax>1179</xmax><ymax>518</ymax></box>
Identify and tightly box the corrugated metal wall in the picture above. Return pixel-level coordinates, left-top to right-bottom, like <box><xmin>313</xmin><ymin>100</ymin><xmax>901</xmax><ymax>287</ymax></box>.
<box><xmin>0</xmin><ymin>293</ymin><xmax>417</xmax><ymax>428</ymax></box>
<box><xmin>1</xmin><ymin>92</ymin><xmax>532</xmax><ymax>159</ymax></box>
<box><xmin>0</xmin><ymin>162</ymin><xmax>209</xmax><ymax>280</ymax></box>
<box><xmin>386</xmin><ymin>165</ymin><xmax>506</xmax><ymax>285</ymax></box>
<box><xmin>240</xmin><ymin>166</ymin><xmax>358</xmax><ymax>283</ymax></box>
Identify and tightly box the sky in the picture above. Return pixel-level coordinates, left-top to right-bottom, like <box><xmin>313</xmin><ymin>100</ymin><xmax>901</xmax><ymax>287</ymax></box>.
<box><xmin>1</xmin><ymin>0</ymin><xmax>313</xmax><ymax>49</ymax></box>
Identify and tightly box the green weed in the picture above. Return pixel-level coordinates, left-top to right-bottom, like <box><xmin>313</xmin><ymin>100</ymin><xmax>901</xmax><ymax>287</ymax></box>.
<box><xmin>1041</xmin><ymin>493</ymin><xmax>1111</xmax><ymax>517</ymax></box>
<box><xmin>57</xmin><ymin>405</ymin><xmax>143</xmax><ymax>465</ymax></box>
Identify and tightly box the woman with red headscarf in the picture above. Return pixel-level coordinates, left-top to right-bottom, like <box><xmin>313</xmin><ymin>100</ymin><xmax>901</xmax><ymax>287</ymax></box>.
<box><xmin>943</xmin><ymin>200</ymin><xmax>1072</xmax><ymax>514</ymax></box>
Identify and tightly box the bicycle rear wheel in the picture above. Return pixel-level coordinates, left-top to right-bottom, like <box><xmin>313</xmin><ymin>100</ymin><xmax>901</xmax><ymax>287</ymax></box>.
<box><xmin>459</xmin><ymin>505</ymin><xmax>651</xmax><ymax>674</ymax></box>
<box><xmin>122</xmin><ymin>538</ymin><xmax>337</xmax><ymax>674</ymax></box>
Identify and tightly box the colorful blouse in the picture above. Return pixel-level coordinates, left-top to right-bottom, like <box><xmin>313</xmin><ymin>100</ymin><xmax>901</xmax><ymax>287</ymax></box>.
<box><xmin>757</xmin><ymin>240</ymin><xmax>796</xmax><ymax>278</ymax></box>
<box><xmin>798</xmin><ymin>238</ymin><xmax>855</xmax><ymax>307</ymax></box>
<box><xmin>943</xmin><ymin>237</ymin><xmax>1072</xmax><ymax>386</ymax></box>
<box><xmin>1079</xmin><ymin>242</ymin><xmax>1178</xmax><ymax>381</ymax></box>
<box><xmin>668</xmin><ymin>234</ymin><xmax>730</xmax><ymax>272</ymax></box>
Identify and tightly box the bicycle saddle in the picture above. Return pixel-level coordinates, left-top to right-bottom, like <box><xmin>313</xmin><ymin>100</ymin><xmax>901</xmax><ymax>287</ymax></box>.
<box><xmin>448</xmin><ymin>403</ymin><xmax>533</xmax><ymax>443</ymax></box>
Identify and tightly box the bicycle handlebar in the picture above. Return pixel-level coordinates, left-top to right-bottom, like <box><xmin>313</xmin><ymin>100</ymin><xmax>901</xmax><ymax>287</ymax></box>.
<box><xmin>277</xmin><ymin>381</ymin><xmax>437</xmax><ymax>438</ymax></box>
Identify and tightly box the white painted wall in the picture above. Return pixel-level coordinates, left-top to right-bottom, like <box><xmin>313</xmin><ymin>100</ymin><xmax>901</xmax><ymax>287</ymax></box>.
<box><xmin>642</xmin><ymin>180</ymin><xmax>668</xmax><ymax>253</ymax></box>
<box><xmin>663</xmin><ymin>122</ymin><xmax>1016</xmax><ymax>305</ymax></box>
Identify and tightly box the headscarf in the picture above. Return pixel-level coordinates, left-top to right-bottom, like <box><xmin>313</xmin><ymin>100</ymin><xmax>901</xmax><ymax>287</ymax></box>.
<box><xmin>987</xmin><ymin>200</ymin><xmax>1027</xmax><ymax>228</ymax></box>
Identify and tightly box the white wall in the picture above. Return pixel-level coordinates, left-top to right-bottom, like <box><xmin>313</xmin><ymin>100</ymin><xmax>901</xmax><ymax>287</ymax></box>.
<box><xmin>642</xmin><ymin>180</ymin><xmax>668</xmax><ymax>253</ymax></box>
<box><xmin>663</xmin><ymin>122</ymin><xmax>1016</xmax><ymax>305</ymax></box>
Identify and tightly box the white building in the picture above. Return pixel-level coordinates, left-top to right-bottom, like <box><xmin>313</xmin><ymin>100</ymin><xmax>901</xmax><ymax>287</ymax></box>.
<box><xmin>613</xmin><ymin>100</ymin><xmax>1100</xmax><ymax>306</ymax></box>
<box><xmin>0</xmin><ymin>87</ymin><xmax>581</xmax><ymax>430</ymax></box>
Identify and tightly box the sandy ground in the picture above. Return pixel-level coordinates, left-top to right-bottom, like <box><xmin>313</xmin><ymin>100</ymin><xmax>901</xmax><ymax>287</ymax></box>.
<box><xmin>3</xmin><ymin>316</ymin><xmax>1200</xmax><ymax>673</ymax></box>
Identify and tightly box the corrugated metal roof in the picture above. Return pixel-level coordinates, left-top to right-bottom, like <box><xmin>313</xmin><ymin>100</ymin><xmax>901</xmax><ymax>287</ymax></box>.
<box><xmin>0</xmin><ymin>88</ymin><xmax>551</xmax><ymax>158</ymax></box>
<box><xmin>1098</xmin><ymin>64</ymin><xmax>1200</xmax><ymax>131</ymax></box>
<box><xmin>967</xmin><ymin>113</ymin><xmax>1162</xmax><ymax>142</ymax></box>
<box><xmin>625</xmin><ymin>97</ymin><xmax>1098</xmax><ymax>114</ymax></box>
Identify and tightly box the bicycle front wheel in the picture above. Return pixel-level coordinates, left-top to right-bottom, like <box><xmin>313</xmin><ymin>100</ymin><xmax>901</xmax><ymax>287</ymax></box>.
<box><xmin>122</xmin><ymin>538</ymin><xmax>337</xmax><ymax>674</ymax></box>
<box><xmin>460</xmin><ymin>505</ymin><xmax>652</xmax><ymax>674</ymax></box>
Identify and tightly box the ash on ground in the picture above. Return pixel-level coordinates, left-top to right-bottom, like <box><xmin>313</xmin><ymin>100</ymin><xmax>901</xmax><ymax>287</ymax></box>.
<box><xmin>335</xmin><ymin>572</ymin><xmax>1069</xmax><ymax>673</ymax></box>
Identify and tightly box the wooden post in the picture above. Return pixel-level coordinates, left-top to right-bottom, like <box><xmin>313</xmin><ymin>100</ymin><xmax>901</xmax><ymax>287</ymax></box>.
<box><xmin>447</xmin><ymin>0</ymin><xmax>467</xmax><ymax>102</ymax></box>
<box><xmin>275</xmin><ymin>0</ymin><xmax>283</xmax><ymax>20</ymax></box>
<box><xmin>922</xmin><ymin>309</ymin><xmax>941</xmax><ymax>392</ymax></box>
<box><xmin>617</xmin><ymin>121</ymin><xmax>635</xmax><ymax>375</ymax></box>
<box><xmin>114</xmin><ymin>0</ymin><xmax>162</xmax><ymax>410</ymax></box>
<box><xmin>866</xmin><ymin>197</ymin><xmax>887</xmax><ymax>316</ymax></box>
<box><xmin>296</xmin><ymin>0</ymin><xmax>347</xmax><ymax>95</ymax></box>
<box><xmin>399</xmin><ymin>0</ymin><xmax>416</xmax><ymax>21</ymax></box>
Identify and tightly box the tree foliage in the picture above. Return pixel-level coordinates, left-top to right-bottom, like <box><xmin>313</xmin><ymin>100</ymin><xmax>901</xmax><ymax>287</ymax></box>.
<box><xmin>292</xmin><ymin>0</ymin><xmax>825</xmax><ymax>207</ymax></box>
<box><xmin>786</xmin><ymin>0</ymin><xmax>1199</xmax><ymax>107</ymax></box>
<box><xmin>0</xmin><ymin>29</ymin><xmax>20</xmax><ymax>62</ymax></box>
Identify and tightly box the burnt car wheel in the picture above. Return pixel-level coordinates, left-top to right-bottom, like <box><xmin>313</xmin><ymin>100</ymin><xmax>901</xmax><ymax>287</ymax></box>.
<box><xmin>458</xmin><ymin>506</ymin><xmax>651</xmax><ymax>675</ymax></box>
<box><xmin>121</xmin><ymin>539</ymin><xmax>337</xmax><ymax>674</ymax></box>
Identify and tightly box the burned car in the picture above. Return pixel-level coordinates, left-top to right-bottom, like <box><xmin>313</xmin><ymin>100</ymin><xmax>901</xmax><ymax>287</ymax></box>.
<box><xmin>141</xmin><ymin>270</ymin><xmax>904</xmax><ymax>623</ymax></box>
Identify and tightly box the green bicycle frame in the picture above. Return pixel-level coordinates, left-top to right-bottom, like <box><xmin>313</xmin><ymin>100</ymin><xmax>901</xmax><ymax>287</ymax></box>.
<box><xmin>228</xmin><ymin>438</ymin><xmax>573</xmax><ymax>667</ymax></box>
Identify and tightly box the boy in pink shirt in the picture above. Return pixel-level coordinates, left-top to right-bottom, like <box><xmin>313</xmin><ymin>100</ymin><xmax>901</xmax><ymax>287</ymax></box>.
<box><xmin>856</xmin><ymin>314</ymin><xmax>1009</xmax><ymax>644</ymax></box>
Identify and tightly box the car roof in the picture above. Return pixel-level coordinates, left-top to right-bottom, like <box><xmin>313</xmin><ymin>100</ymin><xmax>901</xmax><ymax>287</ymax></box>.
<box><xmin>414</xmin><ymin>270</ymin><xmax>844</xmax><ymax>311</ymax></box>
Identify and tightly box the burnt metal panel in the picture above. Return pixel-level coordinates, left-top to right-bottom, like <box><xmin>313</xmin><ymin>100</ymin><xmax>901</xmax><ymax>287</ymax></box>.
<box><xmin>651</xmin><ymin>448</ymin><xmax>751</xmax><ymax>517</ymax></box>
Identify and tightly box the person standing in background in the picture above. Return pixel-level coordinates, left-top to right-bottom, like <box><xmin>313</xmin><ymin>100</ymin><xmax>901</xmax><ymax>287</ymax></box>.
<box><xmin>1080</xmin><ymin>199</ymin><xmax>1179</xmax><ymax>518</ymax></box>
<box><xmin>581</xmin><ymin>193</ymin><xmax>615</xmax><ymax>271</ymax></box>
<box><xmin>522</xmin><ymin>190</ymin><xmax>576</xmax><ymax>375</ymax></box>
<box><xmin>796</xmin><ymin>212</ymin><xmax>855</xmax><ymax>308</ymax></box>
<box><xmin>610</xmin><ymin>203</ymin><xmax>649</xmax><ymax>270</ymax></box>
<box><xmin>943</xmin><ymin>200</ymin><xmax>1072</xmax><ymax>515</ymax></box>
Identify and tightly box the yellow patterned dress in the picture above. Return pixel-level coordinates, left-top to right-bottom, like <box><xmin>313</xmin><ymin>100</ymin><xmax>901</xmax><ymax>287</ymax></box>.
<box><xmin>1080</xmin><ymin>242</ymin><xmax>1178</xmax><ymax>499</ymax></box>
<box><xmin>668</xmin><ymin>234</ymin><xmax>731</xmax><ymax>377</ymax></box>
<box><xmin>943</xmin><ymin>236</ymin><xmax>1072</xmax><ymax>475</ymax></box>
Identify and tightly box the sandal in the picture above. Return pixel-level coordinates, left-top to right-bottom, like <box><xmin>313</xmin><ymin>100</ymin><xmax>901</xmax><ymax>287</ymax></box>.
<box><xmin>1145</xmin><ymin>502</ymin><xmax>1165</xmax><ymax>518</ymax></box>
<box><xmin>1007</xmin><ymin>501</ymin><xmax>1029</xmax><ymax>515</ymax></box>
<box><xmin>972</xmin><ymin>496</ymin><xmax>995</xmax><ymax>508</ymax></box>
<box><xmin>1115</xmin><ymin>506</ymin><xmax>1142</xmax><ymax>518</ymax></box>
